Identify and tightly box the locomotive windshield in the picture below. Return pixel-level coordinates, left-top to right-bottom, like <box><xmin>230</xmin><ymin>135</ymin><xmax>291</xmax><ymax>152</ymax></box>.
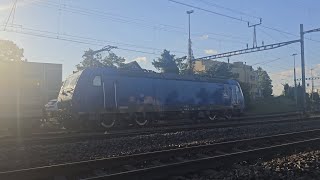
<box><xmin>62</xmin><ymin>71</ymin><xmax>82</xmax><ymax>90</ymax></box>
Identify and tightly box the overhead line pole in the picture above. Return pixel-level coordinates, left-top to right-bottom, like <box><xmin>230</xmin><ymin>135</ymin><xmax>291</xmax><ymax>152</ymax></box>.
<box><xmin>196</xmin><ymin>39</ymin><xmax>300</xmax><ymax>61</ymax></box>
<box><xmin>311</xmin><ymin>68</ymin><xmax>314</xmax><ymax>101</ymax></box>
<box><xmin>187</xmin><ymin>10</ymin><xmax>194</xmax><ymax>74</ymax></box>
<box><xmin>292</xmin><ymin>53</ymin><xmax>298</xmax><ymax>109</ymax></box>
<box><xmin>300</xmin><ymin>24</ymin><xmax>306</xmax><ymax>113</ymax></box>
<box><xmin>300</xmin><ymin>24</ymin><xmax>320</xmax><ymax>113</ymax></box>
<box><xmin>248</xmin><ymin>18</ymin><xmax>262</xmax><ymax>48</ymax></box>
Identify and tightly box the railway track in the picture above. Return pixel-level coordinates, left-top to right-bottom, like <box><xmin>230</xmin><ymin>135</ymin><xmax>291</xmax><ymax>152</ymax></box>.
<box><xmin>0</xmin><ymin>112</ymin><xmax>315</xmax><ymax>146</ymax></box>
<box><xmin>2</xmin><ymin>128</ymin><xmax>320</xmax><ymax>180</ymax></box>
<box><xmin>0</xmin><ymin>129</ymin><xmax>320</xmax><ymax>180</ymax></box>
<box><xmin>0</xmin><ymin>112</ymin><xmax>313</xmax><ymax>146</ymax></box>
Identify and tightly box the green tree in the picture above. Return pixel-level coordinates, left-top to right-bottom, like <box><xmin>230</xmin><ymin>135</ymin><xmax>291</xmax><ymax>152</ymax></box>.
<box><xmin>257</xmin><ymin>67</ymin><xmax>273</xmax><ymax>97</ymax></box>
<box><xmin>175</xmin><ymin>56</ymin><xmax>188</xmax><ymax>74</ymax></box>
<box><xmin>76</xmin><ymin>49</ymin><xmax>103</xmax><ymax>70</ymax></box>
<box><xmin>0</xmin><ymin>40</ymin><xmax>25</xmax><ymax>61</ymax></box>
<box><xmin>311</xmin><ymin>92</ymin><xmax>320</xmax><ymax>102</ymax></box>
<box><xmin>101</xmin><ymin>52</ymin><xmax>125</xmax><ymax>68</ymax></box>
<box><xmin>77</xmin><ymin>49</ymin><xmax>126</xmax><ymax>70</ymax></box>
<box><xmin>201</xmin><ymin>62</ymin><xmax>234</xmax><ymax>78</ymax></box>
<box><xmin>152</xmin><ymin>49</ymin><xmax>180</xmax><ymax>74</ymax></box>
<box><xmin>283</xmin><ymin>83</ymin><xmax>289</xmax><ymax>96</ymax></box>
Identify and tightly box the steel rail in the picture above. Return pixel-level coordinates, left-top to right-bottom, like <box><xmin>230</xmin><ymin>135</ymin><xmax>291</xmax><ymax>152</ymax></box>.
<box><xmin>0</xmin><ymin>113</ymin><xmax>314</xmax><ymax>146</ymax></box>
<box><xmin>2</xmin><ymin>128</ymin><xmax>320</xmax><ymax>180</ymax></box>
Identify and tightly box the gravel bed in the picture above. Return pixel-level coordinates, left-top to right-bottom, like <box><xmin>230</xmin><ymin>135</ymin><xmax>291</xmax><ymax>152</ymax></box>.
<box><xmin>178</xmin><ymin>149</ymin><xmax>320</xmax><ymax>180</ymax></box>
<box><xmin>1</xmin><ymin>120</ymin><xmax>320</xmax><ymax>171</ymax></box>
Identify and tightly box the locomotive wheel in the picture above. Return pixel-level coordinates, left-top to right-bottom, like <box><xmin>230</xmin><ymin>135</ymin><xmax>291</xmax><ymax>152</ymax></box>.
<box><xmin>135</xmin><ymin>112</ymin><xmax>148</xmax><ymax>126</ymax></box>
<box><xmin>224</xmin><ymin>113</ymin><xmax>232</xmax><ymax>120</ymax></box>
<box><xmin>101</xmin><ymin>119</ymin><xmax>115</xmax><ymax>128</ymax></box>
<box><xmin>208</xmin><ymin>114</ymin><xmax>217</xmax><ymax>121</ymax></box>
<box><xmin>101</xmin><ymin>114</ymin><xmax>116</xmax><ymax>128</ymax></box>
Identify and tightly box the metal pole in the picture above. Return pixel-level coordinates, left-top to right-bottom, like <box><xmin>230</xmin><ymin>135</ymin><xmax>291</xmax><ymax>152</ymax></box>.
<box><xmin>292</xmin><ymin>53</ymin><xmax>298</xmax><ymax>109</ymax></box>
<box><xmin>253</xmin><ymin>25</ymin><xmax>257</xmax><ymax>48</ymax></box>
<box><xmin>311</xmin><ymin>68</ymin><xmax>314</xmax><ymax>101</ymax></box>
<box><xmin>188</xmin><ymin>13</ymin><xmax>191</xmax><ymax>71</ymax></box>
<box><xmin>188</xmin><ymin>13</ymin><xmax>191</xmax><ymax>43</ymax></box>
<box><xmin>187</xmin><ymin>10</ymin><xmax>193</xmax><ymax>74</ymax></box>
<box><xmin>300</xmin><ymin>24</ymin><xmax>306</xmax><ymax>112</ymax></box>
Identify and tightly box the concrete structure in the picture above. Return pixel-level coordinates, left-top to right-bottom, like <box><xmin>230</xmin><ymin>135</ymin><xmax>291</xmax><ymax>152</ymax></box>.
<box><xmin>0</xmin><ymin>60</ymin><xmax>62</xmax><ymax>125</ymax></box>
<box><xmin>194</xmin><ymin>60</ymin><xmax>261</xmax><ymax>99</ymax></box>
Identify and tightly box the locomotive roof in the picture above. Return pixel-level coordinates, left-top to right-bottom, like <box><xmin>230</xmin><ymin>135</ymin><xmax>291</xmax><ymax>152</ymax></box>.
<box><xmin>81</xmin><ymin>67</ymin><xmax>238</xmax><ymax>84</ymax></box>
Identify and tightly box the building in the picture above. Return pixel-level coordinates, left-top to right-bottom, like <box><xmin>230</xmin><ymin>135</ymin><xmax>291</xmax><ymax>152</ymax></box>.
<box><xmin>0</xmin><ymin>60</ymin><xmax>62</xmax><ymax>124</ymax></box>
<box><xmin>120</xmin><ymin>61</ymin><xmax>142</xmax><ymax>71</ymax></box>
<box><xmin>194</xmin><ymin>60</ymin><xmax>261</xmax><ymax>99</ymax></box>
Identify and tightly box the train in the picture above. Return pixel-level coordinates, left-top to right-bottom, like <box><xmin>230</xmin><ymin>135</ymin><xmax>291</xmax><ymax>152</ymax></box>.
<box><xmin>57</xmin><ymin>67</ymin><xmax>245</xmax><ymax>129</ymax></box>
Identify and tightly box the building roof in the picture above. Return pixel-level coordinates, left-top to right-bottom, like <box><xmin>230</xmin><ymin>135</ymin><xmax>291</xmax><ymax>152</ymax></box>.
<box><xmin>120</xmin><ymin>61</ymin><xmax>142</xmax><ymax>71</ymax></box>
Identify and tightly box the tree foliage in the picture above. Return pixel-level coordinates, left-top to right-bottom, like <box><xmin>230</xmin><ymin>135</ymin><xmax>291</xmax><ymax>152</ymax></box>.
<box><xmin>239</xmin><ymin>82</ymin><xmax>251</xmax><ymax>108</ymax></box>
<box><xmin>77</xmin><ymin>49</ymin><xmax>125</xmax><ymax>70</ymax></box>
<box><xmin>101</xmin><ymin>52</ymin><xmax>125</xmax><ymax>68</ymax></box>
<box><xmin>175</xmin><ymin>56</ymin><xmax>188</xmax><ymax>74</ymax></box>
<box><xmin>0</xmin><ymin>40</ymin><xmax>25</xmax><ymax>61</ymax></box>
<box><xmin>152</xmin><ymin>49</ymin><xmax>181</xmax><ymax>74</ymax></box>
<box><xmin>201</xmin><ymin>62</ymin><xmax>234</xmax><ymax>78</ymax></box>
<box><xmin>76</xmin><ymin>49</ymin><xmax>103</xmax><ymax>70</ymax></box>
<box><xmin>257</xmin><ymin>67</ymin><xmax>273</xmax><ymax>97</ymax></box>
<box><xmin>283</xmin><ymin>84</ymin><xmax>320</xmax><ymax>109</ymax></box>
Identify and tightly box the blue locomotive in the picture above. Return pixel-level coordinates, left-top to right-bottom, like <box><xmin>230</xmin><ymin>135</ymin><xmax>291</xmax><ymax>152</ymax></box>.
<box><xmin>57</xmin><ymin>67</ymin><xmax>245</xmax><ymax>128</ymax></box>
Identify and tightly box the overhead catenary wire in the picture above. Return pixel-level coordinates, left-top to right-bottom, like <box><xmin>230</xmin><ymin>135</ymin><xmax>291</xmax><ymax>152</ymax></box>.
<box><xmin>1</xmin><ymin>23</ymin><xmax>189</xmax><ymax>55</ymax></box>
<box><xmin>195</xmin><ymin>0</ymin><xmax>261</xmax><ymax>20</ymax></box>
<box><xmin>4</xmin><ymin>0</ymin><xmax>319</xmax><ymax>69</ymax></box>
<box><xmin>4</xmin><ymin>0</ymin><xmax>18</xmax><ymax>30</ymax></box>
<box><xmin>0</xmin><ymin>24</ymin><xmax>163</xmax><ymax>56</ymax></box>
<box><xmin>26</xmin><ymin>0</ymin><xmax>249</xmax><ymax>43</ymax></box>
<box><xmin>260</xmin><ymin>27</ymin><xmax>320</xmax><ymax>66</ymax></box>
<box><xmin>169</xmin><ymin>0</ymin><xmax>320</xmax><ymax>45</ymax></box>
<box><xmin>168</xmin><ymin>0</ymin><xmax>250</xmax><ymax>23</ymax></box>
<box><xmin>261</xmin><ymin>25</ymin><xmax>320</xmax><ymax>44</ymax></box>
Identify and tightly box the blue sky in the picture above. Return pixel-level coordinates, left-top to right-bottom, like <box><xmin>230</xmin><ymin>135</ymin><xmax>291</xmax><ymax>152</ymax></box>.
<box><xmin>0</xmin><ymin>0</ymin><xmax>320</xmax><ymax>95</ymax></box>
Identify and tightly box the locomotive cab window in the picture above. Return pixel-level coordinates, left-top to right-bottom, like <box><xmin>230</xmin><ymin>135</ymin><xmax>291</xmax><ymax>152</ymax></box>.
<box><xmin>93</xmin><ymin>76</ymin><xmax>102</xmax><ymax>86</ymax></box>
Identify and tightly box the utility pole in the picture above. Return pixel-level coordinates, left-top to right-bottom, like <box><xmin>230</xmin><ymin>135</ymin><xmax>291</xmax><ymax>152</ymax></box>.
<box><xmin>187</xmin><ymin>10</ymin><xmax>194</xmax><ymax>74</ymax></box>
<box><xmin>299</xmin><ymin>24</ymin><xmax>320</xmax><ymax>112</ymax></box>
<box><xmin>311</xmin><ymin>68</ymin><xmax>314</xmax><ymax>101</ymax></box>
<box><xmin>292</xmin><ymin>53</ymin><xmax>298</xmax><ymax>109</ymax></box>
<box><xmin>248</xmin><ymin>18</ymin><xmax>262</xmax><ymax>48</ymax></box>
<box><xmin>300</xmin><ymin>24</ymin><xmax>307</xmax><ymax>113</ymax></box>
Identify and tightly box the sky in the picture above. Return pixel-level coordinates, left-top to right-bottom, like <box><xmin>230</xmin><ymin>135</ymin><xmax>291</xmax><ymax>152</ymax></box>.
<box><xmin>0</xmin><ymin>0</ymin><xmax>320</xmax><ymax>95</ymax></box>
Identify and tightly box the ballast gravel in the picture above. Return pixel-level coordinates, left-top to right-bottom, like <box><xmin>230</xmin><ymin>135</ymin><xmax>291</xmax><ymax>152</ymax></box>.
<box><xmin>1</xmin><ymin>120</ymin><xmax>320</xmax><ymax>171</ymax></box>
<box><xmin>177</xmin><ymin>150</ymin><xmax>320</xmax><ymax>180</ymax></box>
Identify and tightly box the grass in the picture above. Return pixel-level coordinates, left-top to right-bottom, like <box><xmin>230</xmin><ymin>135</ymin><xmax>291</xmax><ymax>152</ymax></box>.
<box><xmin>246</xmin><ymin>96</ymin><xmax>298</xmax><ymax>115</ymax></box>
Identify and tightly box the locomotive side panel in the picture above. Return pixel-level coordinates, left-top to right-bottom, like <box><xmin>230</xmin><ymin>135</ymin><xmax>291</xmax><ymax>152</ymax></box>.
<box><xmin>58</xmin><ymin>68</ymin><xmax>245</xmax><ymax>127</ymax></box>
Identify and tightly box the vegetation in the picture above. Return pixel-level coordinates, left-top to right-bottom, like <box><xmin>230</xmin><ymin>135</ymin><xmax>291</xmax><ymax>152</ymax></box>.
<box><xmin>283</xmin><ymin>83</ymin><xmax>320</xmax><ymax>111</ymax></box>
<box><xmin>257</xmin><ymin>67</ymin><xmax>273</xmax><ymax>97</ymax></box>
<box><xmin>152</xmin><ymin>49</ymin><xmax>188</xmax><ymax>74</ymax></box>
<box><xmin>0</xmin><ymin>40</ymin><xmax>25</xmax><ymax>61</ymax></box>
<box><xmin>200</xmin><ymin>62</ymin><xmax>234</xmax><ymax>78</ymax></box>
<box><xmin>77</xmin><ymin>49</ymin><xmax>125</xmax><ymax>70</ymax></box>
<box><xmin>246</xmin><ymin>96</ymin><xmax>297</xmax><ymax>115</ymax></box>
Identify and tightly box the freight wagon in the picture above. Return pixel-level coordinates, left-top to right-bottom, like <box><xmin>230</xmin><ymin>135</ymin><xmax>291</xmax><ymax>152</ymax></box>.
<box><xmin>0</xmin><ymin>61</ymin><xmax>62</xmax><ymax>131</ymax></box>
<box><xmin>57</xmin><ymin>67</ymin><xmax>245</xmax><ymax>129</ymax></box>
